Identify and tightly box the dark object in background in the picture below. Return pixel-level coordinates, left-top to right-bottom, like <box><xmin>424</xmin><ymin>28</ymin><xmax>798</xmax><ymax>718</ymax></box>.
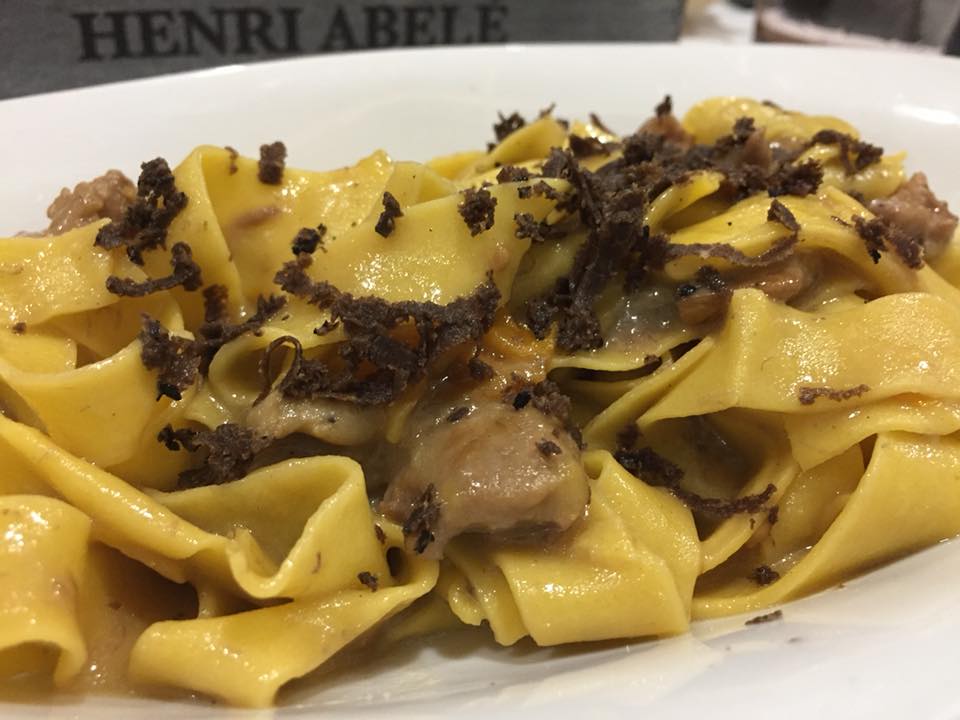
<box><xmin>758</xmin><ymin>0</ymin><xmax>960</xmax><ymax>51</ymax></box>
<box><xmin>945</xmin><ymin>13</ymin><xmax>960</xmax><ymax>55</ymax></box>
<box><xmin>0</xmin><ymin>0</ymin><xmax>684</xmax><ymax>99</ymax></box>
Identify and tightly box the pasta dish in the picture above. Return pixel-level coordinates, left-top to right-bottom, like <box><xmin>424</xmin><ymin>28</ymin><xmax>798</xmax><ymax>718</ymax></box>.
<box><xmin>1</xmin><ymin>96</ymin><xmax>958</xmax><ymax>707</ymax></box>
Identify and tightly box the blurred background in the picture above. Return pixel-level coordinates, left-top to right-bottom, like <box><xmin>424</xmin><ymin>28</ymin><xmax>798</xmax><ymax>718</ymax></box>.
<box><xmin>1</xmin><ymin>0</ymin><xmax>958</xmax><ymax>99</ymax></box>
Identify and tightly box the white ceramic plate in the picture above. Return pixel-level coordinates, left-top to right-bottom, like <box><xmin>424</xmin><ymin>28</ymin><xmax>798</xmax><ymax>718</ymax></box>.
<box><xmin>2</xmin><ymin>44</ymin><xmax>960</xmax><ymax>720</ymax></box>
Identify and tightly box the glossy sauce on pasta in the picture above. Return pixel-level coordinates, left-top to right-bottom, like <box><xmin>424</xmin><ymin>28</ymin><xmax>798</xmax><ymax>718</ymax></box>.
<box><xmin>1</xmin><ymin>97</ymin><xmax>959</xmax><ymax>707</ymax></box>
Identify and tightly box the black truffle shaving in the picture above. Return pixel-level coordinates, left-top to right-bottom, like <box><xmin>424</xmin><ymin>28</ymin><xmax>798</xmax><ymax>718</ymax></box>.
<box><xmin>292</xmin><ymin>225</ymin><xmax>327</xmax><ymax>255</ymax></box>
<box><xmin>797</xmin><ymin>383</ymin><xmax>870</xmax><ymax>405</ymax></box>
<box><xmin>506</xmin><ymin>377</ymin><xmax>583</xmax><ymax>448</ymax></box>
<box><xmin>203</xmin><ymin>284</ymin><xmax>229</xmax><ymax>324</ymax></box>
<box><xmin>468</xmin><ymin>351</ymin><xmax>495</xmax><ymax>380</ymax></box>
<box><xmin>767</xmin><ymin>159</ymin><xmax>823</xmax><ymax>197</ymax></box>
<box><xmin>809</xmin><ymin>129</ymin><xmax>883</xmax><ymax>173</ymax></box>
<box><xmin>192</xmin><ymin>294</ymin><xmax>288</xmax><ymax>379</ymax></box>
<box><xmin>514</xmin><ymin>212</ymin><xmax>564</xmax><ymax>243</ymax></box>
<box><xmin>615</xmin><ymin>444</ymin><xmax>776</xmax><ymax>518</ymax></box>
<box><xmin>512</xmin><ymin>389</ymin><xmax>532</xmax><ymax>410</ymax></box>
<box><xmin>158</xmin><ymin>422</ymin><xmax>270</xmax><ymax>488</ymax></box>
<box><xmin>767</xmin><ymin>199</ymin><xmax>800</xmax><ymax>233</ymax></box>
<box><xmin>746</xmin><ymin>609</ymin><xmax>783</xmax><ymax>625</ymax></box>
<box><xmin>446</xmin><ymin>406</ymin><xmax>470</xmax><ymax>422</ymax></box>
<box><xmin>95</xmin><ymin>157</ymin><xmax>188</xmax><ymax>265</ymax></box>
<box><xmin>568</xmin><ymin>134</ymin><xmax>609</xmax><ymax>158</ymax></box>
<box><xmin>493</xmin><ymin>111</ymin><xmax>526</xmax><ymax>143</ymax></box>
<box><xmin>403</xmin><ymin>483</ymin><xmax>440</xmax><ymax>554</ymax></box>
<box><xmin>589</xmin><ymin>112</ymin><xmax>614</xmax><ymax>134</ymax></box>
<box><xmin>106</xmin><ymin>242</ymin><xmax>203</xmax><ymax>297</ymax></box>
<box><xmin>374</xmin><ymin>192</ymin><xmax>403</xmax><ymax>237</ymax></box>
<box><xmin>272</xmin><ymin>256</ymin><xmax>500</xmax><ymax>406</ymax></box>
<box><xmin>225</xmin><ymin>146</ymin><xmax>239</xmax><ymax>175</ymax></box>
<box><xmin>139</xmin><ymin>318</ymin><xmax>204</xmax><ymax>401</ymax></box>
<box><xmin>357</xmin><ymin>571</ymin><xmax>379</xmax><ymax>592</ymax></box>
<box><xmin>853</xmin><ymin>216</ymin><xmax>924</xmax><ymax>269</ymax></box>
<box><xmin>519</xmin><ymin>110</ymin><xmax>853</xmax><ymax>358</ymax></box>
<box><xmin>458</xmin><ymin>187</ymin><xmax>497</xmax><ymax>236</ymax></box>
<box><xmin>497</xmin><ymin>165</ymin><xmax>531</xmax><ymax>184</ymax></box>
<box><xmin>751</xmin><ymin>565</ymin><xmax>781</xmax><ymax>586</ymax></box>
<box><xmin>536</xmin><ymin>438</ymin><xmax>563</xmax><ymax>457</ymax></box>
<box><xmin>664</xmin><ymin>233</ymin><xmax>798</xmax><ymax>269</ymax></box>
<box><xmin>655</xmin><ymin>95</ymin><xmax>673</xmax><ymax>118</ymax></box>
<box><xmin>519</xmin><ymin>112</ymin><xmax>828</xmax><ymax>352</ymax></box>
<box><xmin>729</xmin><ymin>116</ymin><xmax>756</xmax><ymax>144</ymax></box>
<box><xmin>139</xmin><ymin>292</ymin><xmax>286</xmax><ymax>401</ymax></box>
<box><xmin>258</xmin><ymin>141</ymin><xmax>286</xmax><ymax>184</ymax></box>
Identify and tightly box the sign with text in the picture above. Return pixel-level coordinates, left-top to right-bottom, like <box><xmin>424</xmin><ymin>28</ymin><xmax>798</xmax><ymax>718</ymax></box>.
<box><xmin>0</xmin><ymin>1</ymin><xmax>683</xmax><ymax>98</ymax></box>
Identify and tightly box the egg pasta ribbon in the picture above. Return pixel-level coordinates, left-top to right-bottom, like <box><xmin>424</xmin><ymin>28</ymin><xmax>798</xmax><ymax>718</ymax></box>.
<box><xmin>1</xmin><ymin>95</ymin><xmax>958</xmax><ymax>707</ymax></box>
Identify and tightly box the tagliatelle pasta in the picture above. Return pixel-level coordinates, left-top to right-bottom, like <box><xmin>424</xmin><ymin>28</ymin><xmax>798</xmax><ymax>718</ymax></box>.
<box><xmin>1</xmin><ymin>96</ymin><xmax>959</xmax><ymax>707</ymax></box>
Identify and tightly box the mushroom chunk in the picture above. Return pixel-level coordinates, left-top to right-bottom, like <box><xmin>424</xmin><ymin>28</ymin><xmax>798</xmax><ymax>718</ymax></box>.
<box><xmin>870</xmin><ymin>172</ymin><xmax>958</xmax><ymax>260</ymax></box>
<box><xmin>380</xmin><ymin>399</ymin><xmax>589</xmax><ymax>558</ymax></box>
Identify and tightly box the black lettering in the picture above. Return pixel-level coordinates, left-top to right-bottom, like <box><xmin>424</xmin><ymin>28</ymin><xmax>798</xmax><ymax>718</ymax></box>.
<box><xmin>72</xmin><ymin>12</ymin><xmax>132</xmax><ymax>61</ymax></box>
<box><xmin>280</xmin><ymin>7</ymin><xmax>302</xmax><ymax>52</ymax></box>
<box><xmin>234</xmin><ymin>8</ymin><xmax>280</xmax><ymax>54</ymax></box>
<box><xmin>320</xmin><ymin>6</ymin><xmax>358</xmax><ymax>51</ymax></box>
<box><xmin>403</xmin><ymin>6</ymin><xmax>436</xmax><ymax>45</ymax></box>
<box><xmin>136</xmin><ymin>10</ymin><xmax>181</xmax><ymax>57</ymax></box>
<box><xmin>364</xmin><ymin>5</ymin><xmax>398</xmax><ymax>48</ymax></box>
<box><xmin>440</xmin><ymin>5</ymin><xmax>459</xmax><ymax>44</ymax></box>
<box><xmin>182</xmin><ymin>9</ymin><xmax>228</xmax><ymax>55</ymax></box>
<box><xmin>478</xmin><ymin>2</ymin><xmax>508</xmax><ymax>43</ymax></box>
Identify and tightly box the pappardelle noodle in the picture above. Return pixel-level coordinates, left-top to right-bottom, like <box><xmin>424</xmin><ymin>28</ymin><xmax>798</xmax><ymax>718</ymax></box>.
<box><xmin>2</xmin><ymin>96</ymin><xmax>959</xmax><ymax>707</ymax></box>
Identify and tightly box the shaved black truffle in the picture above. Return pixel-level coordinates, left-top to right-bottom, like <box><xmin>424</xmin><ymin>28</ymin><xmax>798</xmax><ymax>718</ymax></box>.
<box><xmin>655</xmin><ymin>95</ymin><xmax>673</xmax><ymax>118</ymax></box>
<box><xmin>458</xmin><ymin>187</ymin><xmax>497</xmax><ymax>236</ymax></box>
<box><xmin>106</xmin><ymin>242</ymin><xmax>202</xmax><ymax>296</ymax></box>
<box><xmin>468</xmin><ymin>352</ymin><xmax>494</xmax><ymax>380</ymax></box>
<box><xmin>746</xmin><ymin>609</ymin><xmax>783</xmax><ymax>625</ymax></box>
<box><xmin>139</xmin><ymin>319</ymin><xmax>203</xmax><ymax>401</ymax></box>
<box><xmin>751</xmin><ymin>565</ymin><xmax>781</xmax><ymax>586</ymax></box>
<box><xmin>158</xmin><ymin>422</ymin><xmax>270</xmax><ymax>488</ymax></box>
<box><xmin>446</xmin><ymin>406</ymin><xmax>470</xmax><ymax>423</ymax></box>
<box><xmin>589</xmin><ymin>112</ymin><xmax>614</xmax><ymax>134</ymax></box>
<box><xmin>615</xmin><ymin>443</ymin><xmax>776</xmax><ymax>519</ymax></box>
<box><xmin>374</xmin><ymin>192</ymin><xmax>403</xmax><ymax>237</ymax></box>
<box><xmin>536</xmin><ymin>438</ymin><xmax>562</xmax><ymax>457</ymax></box>
<box><xmin>292</xmin><ymin>225</ymin><xmax>326</xmax><ymax>255</ymax></box>
<box><xmin>514</xmin><ymin>212</ymin><xmax>564</xmax><ymax>243</ymax></box>
<box><xmin>496</xmin><ymin>165</ymin><xmax>531</xmax><ymax>184</ymax></box>
<box><xmin>797</xmin><ymin>384</ymin><xmax>870</xmax><ymax>405</ymax></box>
<box><xmin>95</xmin><ymin>157</ymin><xmax>188</xmax><ymax>265</ymax></box>
<box><xmin>568</xmin><ymin>134</ymin><xmax>609</xmax><ymax>158</ymax></box>
<box><xmin>768</xmin><ymin>159</ymin><xmax>823</xmax><ymax>197</ymax></box>
<box><xmin>665</xmin><ymin>234</ymin><xmax>798</xmax><ymax>269</ymax></box>
<box><xmin>403</xmin><ymin>484</ymin><xmax>440</xmax><ymax>554</ymax></box>
<box><xmin>512</xmin><ymin>389</ymin><xmax>532</xmax><ymax>410</ymax></box>
<box><xmin>853</xmin><ymin>216</ymin><xmax>924</xmax><ymax>269</ymax></box>
<box><xmin>273</xmin><ymin>257</ymin><xmax>500</xmax><ymax>406</ymax></box>
<box><xmin>767</xmin><ymin>199</ymin><xmax>800</xmax><ymax>233</ymax></box>
<box><xmin>139</xmin><ymin>293</ymin><xmax>285</xmax><ymax>401</ymax></box>
<box><xmin>258</xmin><ymin>141</ymin><xmax>286</xmax><ymax>184</ymax></box>
<box><xmin>202</xmin><ymin>284</ymin><xmax>229</xmax><ymax>324</ymax></box>
<box><xmin>357</xmin><ymin>571</ymin><xmax>379</xmax><ymax>592</ymax></box>
<box><xmin>809</xmin><ymin>129</ymin><xmax>883</xmax><ymax>173</ymax></box>
<box><xmin>493</xmin><ymin>111</ymin><xmax>526</xmax><ymax>143</ymax></box>
<box><xmin>225</xmin><ymin>146</ymin><xmax>239</xmax><ymax>175</ymax></box>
